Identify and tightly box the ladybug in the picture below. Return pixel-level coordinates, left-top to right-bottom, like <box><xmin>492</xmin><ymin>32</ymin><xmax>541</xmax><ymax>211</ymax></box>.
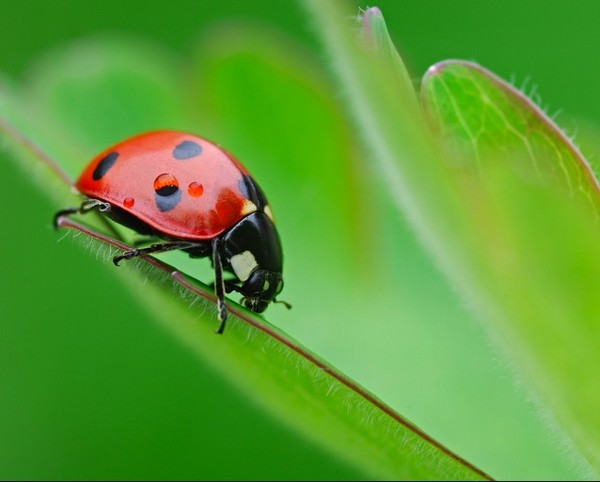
<box><xmin>55</xmin><ymin>130</ymin><xmax>288</xmax><ymax>334</ymax></box>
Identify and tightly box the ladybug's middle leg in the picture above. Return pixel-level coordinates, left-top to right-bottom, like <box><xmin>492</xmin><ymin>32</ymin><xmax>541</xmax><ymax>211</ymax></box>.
<box><xmin>113</xmin><ymin>241</ymin><xmax>203</xmax><ymax>266</ymax></box>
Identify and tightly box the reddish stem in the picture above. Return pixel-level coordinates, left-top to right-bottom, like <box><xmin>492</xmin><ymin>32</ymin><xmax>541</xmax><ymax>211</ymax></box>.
<box><xmin>0</xmin><ymin>115</ymin><xmax>73</xmax><ymax>186</ymax></box>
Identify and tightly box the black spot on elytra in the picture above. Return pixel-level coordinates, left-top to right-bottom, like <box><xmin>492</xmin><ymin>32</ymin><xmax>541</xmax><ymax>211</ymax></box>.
<box><xmin>155</xmin><ymin>189</ymin><xmax>182</xmax><ymax>212</ymax></box>
<box><xmin>92</xmin><ymin>152</ymin><xmax>119</xmax><ymax>180</ymax></box>
<box><xmin>173</xmin><ymin>140</ymin><xmax>202</xmax><ymax>160</ymax></box>
<box><xmin>238</xmin><ymin>175</ymin><xmax>267</xmax><ymax>209</ymax></box>
<box><xmin>155</xmin><ymin>184</ymin><xmax>179</xmax><ymax>197</ymax></box>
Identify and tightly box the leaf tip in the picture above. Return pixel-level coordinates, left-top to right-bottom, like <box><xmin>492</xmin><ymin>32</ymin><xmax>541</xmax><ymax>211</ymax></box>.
<box><xmin>361</xmin><ymin>6</ymin><xmax>387</xmax><ymax>47</ymax></box>
<box><xmin>423</xmin><ymin>62</ymin><xmax>444</xmax><ymax>82</ymax></box>
<box><xmin>422</xmin><ymin>59</ymin><xmax>482</xmax><ymax>84</ymax></box>
<box><xmin>362</xmin><ymin>6</ymin><xmax>383</xmax><ymax>21</ymax></box>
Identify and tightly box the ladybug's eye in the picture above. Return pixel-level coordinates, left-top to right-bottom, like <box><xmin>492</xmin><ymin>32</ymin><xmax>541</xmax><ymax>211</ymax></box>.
<box><xmin>154</xmin><ymin>173</ymin><xmax>179</xmax><ymax>196</ymax></box>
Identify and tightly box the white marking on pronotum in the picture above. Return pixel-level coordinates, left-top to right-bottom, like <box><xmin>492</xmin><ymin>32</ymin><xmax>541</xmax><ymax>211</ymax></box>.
<box><xmin>241</xmin><ymin>200</ymin><xmax>257</xmax><ymax>216</ymax></box>
<box><xmin>230</xmin><ymin>250</ymin><xmax>258</xmax><ymax>282</ymax></box>
<box><xmin>264</xmin><ymin>205</ymin><xmax>274</xmax><ymax>222</ymax></box>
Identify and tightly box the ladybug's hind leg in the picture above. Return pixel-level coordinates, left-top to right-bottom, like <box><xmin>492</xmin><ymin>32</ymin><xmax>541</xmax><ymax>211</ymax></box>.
<box><xmin>131</xmin><ymin>236</ymin><xmax>162</xmax><ymax>248</ymax></box>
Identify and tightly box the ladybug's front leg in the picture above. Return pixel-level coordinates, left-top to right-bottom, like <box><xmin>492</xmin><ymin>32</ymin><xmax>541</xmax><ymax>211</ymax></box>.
<box><xmin>223</xmin><ymin>280</ymin><xmax>243</xmax><ymax>294</ymax></box>
<box><xmin>212</xmin><ymin>238</ymin><xmax>228</xmax><ymax>335</ymax></box>
<box><xmin>53</xmin><ymin>198</ymin><xmax>111</xmax><ymax>228</ymax></box>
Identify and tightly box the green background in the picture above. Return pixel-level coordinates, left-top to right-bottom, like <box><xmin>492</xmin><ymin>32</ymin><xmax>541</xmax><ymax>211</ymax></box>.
<box><xmin>2</xmin><ymin>0</ymin><xmax>600</xmax><ymax>479</ymax></box>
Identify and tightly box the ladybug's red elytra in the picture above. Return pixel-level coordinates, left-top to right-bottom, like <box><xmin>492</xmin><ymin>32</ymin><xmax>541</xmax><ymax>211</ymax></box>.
<box><xmin>55</xmin><ymin>130</ymin><xmax>288</xmax><ymax>333</ymax></box>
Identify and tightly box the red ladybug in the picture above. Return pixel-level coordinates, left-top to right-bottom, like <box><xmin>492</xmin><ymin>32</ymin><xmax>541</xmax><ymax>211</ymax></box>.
<box><xmin>55</xmin><ymin>130</ymin><xmax>288</xmax><ymax>333</ymax></box>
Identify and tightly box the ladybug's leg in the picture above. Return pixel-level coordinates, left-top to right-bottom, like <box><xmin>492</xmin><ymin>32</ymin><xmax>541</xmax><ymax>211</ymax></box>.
<box><xmin>130</xmin><ymin>237</ymin><xmax>155</xmax><ymax>247</ymax></box>
<box><xmin>53</xmin><ymin>199</ymin><xmax>111</xmax><ymax>228</ymax></box>
<box><xmin>113</xmin><ymin>241</ymin><xmax>202</xmax><ymax>266</ymax></box>
<box><xmin>212</xmin><ymin>238</ymin><xmax>228</xmax><ymax>334</ymax></box>
<box><xmin>208</xmin><ymin>277</ymin><xmax>238</xmax><ymax>292</ymax></box>
<box><xmin>224</xmin><ymin>280</ymin><xmax>243</xmax><ymax>294</ymax></box>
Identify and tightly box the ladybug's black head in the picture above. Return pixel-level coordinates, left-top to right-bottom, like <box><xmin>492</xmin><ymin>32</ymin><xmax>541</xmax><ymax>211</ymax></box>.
<box><xmin>220</xmin><ymin>211</ymin><xmax>285</xmax><ymax>314</ymax></box>
<box><xmin>240</xmin><ymin>268</ymin><xmax>283</xmax><ymax>313</ymax></box>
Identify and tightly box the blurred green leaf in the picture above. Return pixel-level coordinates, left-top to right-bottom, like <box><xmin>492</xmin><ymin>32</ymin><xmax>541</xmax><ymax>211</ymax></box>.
<box><xmin>0</xmin><ymin>35</ymin><xmax>490</xmax><ymax>480</ymax></box>
<box><xmin>184</xmin><ymin>23</ymin><xmax>368</xmax><ymax>301</ymax></box>
<box><xmin>0</xmin><ymin>82</ymin><xmax>74</xmax><ymax>202</ymax></box>
<box><xmin>23</xmin><ymin>35</ymin><xmax>194</xmax><ymax>175</ymax></box>
<box><xmin>362</xmin><ymin>6</ymin><xmax>416</xmax><ymax>113</ymax></box>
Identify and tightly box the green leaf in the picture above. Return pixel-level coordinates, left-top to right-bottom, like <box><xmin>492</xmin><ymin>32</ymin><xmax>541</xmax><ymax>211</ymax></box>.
<box><xmin>421</xmin><ymin>61</ymin><xmax>600</xmax><ymax>216</ymax></box>
<box><xmin>60</xmin><ymin>216</ymin><xmax>490</xmax><ymax>481</ymax></box>
<box><xmin>421</xmin><ymin>60</ymin><xmax>600</xmax><ymax>474</ymax></box>
<box><xmin>0</xmin><ymin>35</ymin><xmax>490</xmax><ymax>480</ymax></box>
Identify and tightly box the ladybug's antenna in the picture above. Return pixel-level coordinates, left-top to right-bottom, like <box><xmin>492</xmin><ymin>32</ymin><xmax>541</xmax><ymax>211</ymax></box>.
<box><xmin>274</xmin><ymin>299</ymin><xmax>292</xmax><ymax>310</ymax></box>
